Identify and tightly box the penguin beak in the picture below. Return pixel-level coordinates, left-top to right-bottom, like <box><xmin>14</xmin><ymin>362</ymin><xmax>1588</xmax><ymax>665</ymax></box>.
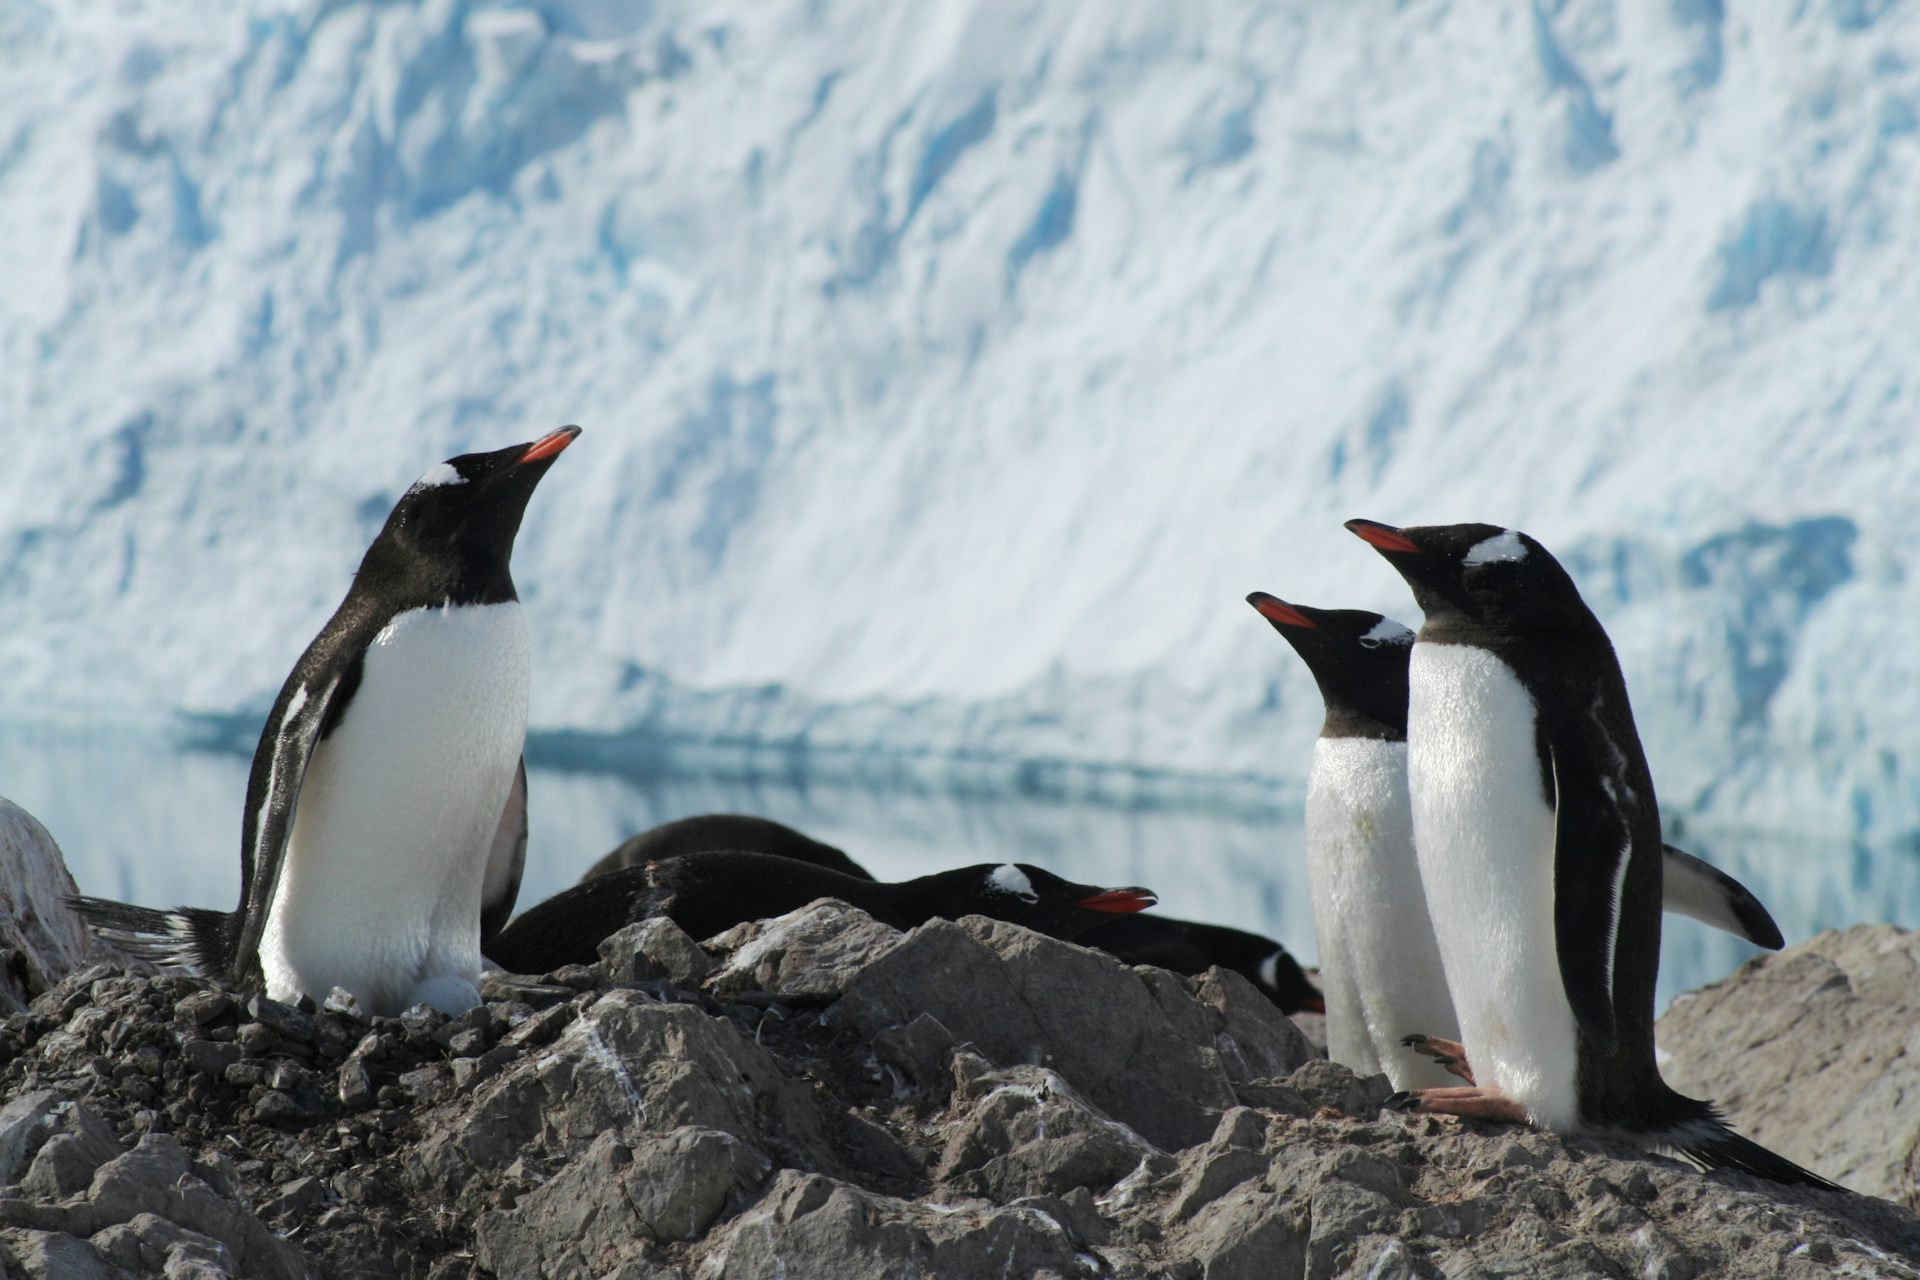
<box><xmin>1247</xmin><ymin>592</ymin><xmax>1317</xmax><ymax>629</ymax></box>
<box><xmin>1076</xmin><ymin>887</ymin><xmax>1158</xmax><ymax>914</ymax></box>
<box><xmin>1300</xmin><ymin>992</ymin><xmax>1327</xmax><ymax>1015</ymax></box>
<box><xmin>1344</xmin><ymin>519</ymin><xmax>1421</xmax><ymax>555</ymax></box>
<box><xmin>518</xmin><ymin>425</ymin><xmax>582</xmax><ymax>465</ymax></box>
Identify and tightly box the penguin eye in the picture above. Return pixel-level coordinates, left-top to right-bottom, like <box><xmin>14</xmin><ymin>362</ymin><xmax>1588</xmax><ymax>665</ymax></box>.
<box><xmin>1358</xmin><ymin>636</ymin><xmax>1382</xmax><ymax>650</ymax></box>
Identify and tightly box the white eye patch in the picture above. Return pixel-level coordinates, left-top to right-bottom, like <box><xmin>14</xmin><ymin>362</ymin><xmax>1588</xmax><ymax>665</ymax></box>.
<box><xmin>1463</xmin><ymin>529</ymin><xmax>1528</xmax><ymax>567</ymax></box>
<box><xmin>986</xmin><ymin>864</ymin><xmax>1039</xmax><ymax>903</ymax></box>
<box><xmin>1359</xmin><ymin>617</ymin><xmax>1415</xmax><ymax>649</ymax></box>
<box><xmin>1258</xmin><ymin>951</ymin><xmax>1282</xmax><ymax>991</ymax></box>
<box><xmin>413</xmin><ymin>461</ymin><xmax>467</xmax><ymax>490</ymax></box>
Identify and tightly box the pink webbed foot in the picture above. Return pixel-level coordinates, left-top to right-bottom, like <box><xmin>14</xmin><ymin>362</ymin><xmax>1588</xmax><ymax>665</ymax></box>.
<box><xmin>1384</xmin><ymin>1085</ymin><xmax>1530</xmax><ymax>1125</ymax></box>
<box><xmin>1401</xmin><ymin>1033</ymin><xmax>1475</xmax><ymax>1084</ymax></box>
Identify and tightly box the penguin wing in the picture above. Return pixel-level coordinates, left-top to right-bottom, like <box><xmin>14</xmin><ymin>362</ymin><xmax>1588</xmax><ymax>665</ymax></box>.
<box><xmin>1659</xmin><ymin>843</ymin><xmax>1786</xmax><ymax>950</ymax></box>
<box><xmin>231</xmin><ymin>665</ymin><xmax>353</xmax><ymax>980</ymax></box>
<box><xmin>479</xmin><ymin>757</ymin><xmax>529</xmax><ymax>949</ymax></box>
<box><xmin>1543</xmin><ymin>716</ymin><xmax>1635</xmax><ymax>1055</ymax></box>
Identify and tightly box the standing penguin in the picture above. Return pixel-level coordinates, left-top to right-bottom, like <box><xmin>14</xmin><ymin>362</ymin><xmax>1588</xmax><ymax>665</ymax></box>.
<box><xmin>1246</xmin><ymin>593</ymin><xmax>1786</xmax><ymax>1088</ymax></box>
<box><xmin>1344</xmin><ymin>519</ymin><xmax>1833</xmax><ymax>1187</ymax></box>
<box><xmin>74</xmin><ymin>428</ymin><xmax>580</xmax><ymax>1016</ymax></box>
<box><xmin>1246</xmin><ymin>593</ymin><xmax>1460</xmax><ymax>1089</ymax></box>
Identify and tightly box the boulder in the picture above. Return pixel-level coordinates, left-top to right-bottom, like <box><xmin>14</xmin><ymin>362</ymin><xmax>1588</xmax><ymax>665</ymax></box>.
<box><xmin>0</xmin><ymin>798</ymin><xmax>97</xmax><ymax>1013</ymax></box>
<box><xmin>1658</xmin><ymin>924</ymin><xmax>1920</xmax><ymax>1206</ymax></box>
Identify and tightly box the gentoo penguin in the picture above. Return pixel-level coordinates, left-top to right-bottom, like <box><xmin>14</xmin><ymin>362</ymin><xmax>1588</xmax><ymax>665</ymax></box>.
<box><xmin>1246</xmin><ymin>594</ymin><xmax>1787</xmax><ymax>1086</ymax></box>
<box><xmin>486</xmin><ymin>851</ymin><xmax>1156</xmax><ymax>973</ymax></box>
<box><xmin>1346</xmin><ymin>519</ymin><xmax>1833</xmax><ymax>1187</ymax></box>
<box><xmin>73</xmin><ymin>427</ymin><xmax>580</xmax><ymax>1016</ymax></box>
<box><xmin>581</xmin><ymin>814</ymin><xmax>872</xmax><ymax>883</ymax></box>
<box><xmin>1246</xmin><ymin>593</ymin><xmax>1460</xmax><ymax>1088</ymax></box>
<box><xmin>582</xmin><ymin>815</ymin><xmax>1322</xmax><ymax>1014</ymax></box>
<box><xmin>1077</xmin><ymin>915</ymin><xmax>1325</xmax><ymax>1016</ymax></box>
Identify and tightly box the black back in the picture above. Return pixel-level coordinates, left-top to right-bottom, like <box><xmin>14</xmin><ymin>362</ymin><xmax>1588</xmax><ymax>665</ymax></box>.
<box><xmin>1246</xmin><ymin>592</ymin><xmax>1413</xmax><ymax>740</ymax></box>
<box><xmin>581</xmin><ymin>815</ymin><xmax>872</xmax><ymax>883</ymax></box>
<box><xmin>486</xmin><ymin>851</ymin><xmax>1154</xmax><ymax>974</ymax></box>
<box><xmin>226</xmin><ymin>429</ymin><xmax>580</xmax><ymax>981</ymax></box>
<box><xmin>1080</xmin><ymin>914</ymin><xmax>1323</xmax><ymax>1015</ymax></box>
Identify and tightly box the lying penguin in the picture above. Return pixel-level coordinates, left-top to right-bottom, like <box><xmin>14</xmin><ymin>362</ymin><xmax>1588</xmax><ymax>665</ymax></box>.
<box><xmin>571</xmin><ymin>814</ymin><xmax>1325</xmax><ymax>1014</ymax></box>
<box><xmin>487</xmin><ymin>851</ymin><xmax>1157</xmax><ymax>973</ymax></box>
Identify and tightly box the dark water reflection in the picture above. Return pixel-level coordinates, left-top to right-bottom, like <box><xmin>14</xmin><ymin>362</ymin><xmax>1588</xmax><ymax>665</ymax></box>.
<box><xmin>5</xmin><ymin>724</ymin><xmax>1913</xmax><ymax>1015</ymax></box>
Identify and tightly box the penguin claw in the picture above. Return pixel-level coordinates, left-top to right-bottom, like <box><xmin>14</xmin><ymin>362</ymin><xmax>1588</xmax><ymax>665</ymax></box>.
<box><xmin>1384</xmin><ymin>1091</ymin><xmax>1418</xmax><ymax>1112</ymax></box>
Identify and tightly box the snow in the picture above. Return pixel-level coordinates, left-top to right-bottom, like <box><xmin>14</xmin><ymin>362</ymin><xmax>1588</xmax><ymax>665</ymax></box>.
<box><xmin>2</xmin><ymin>1</ymin><xmax>1918</xmax><ymax>841</ymax></box>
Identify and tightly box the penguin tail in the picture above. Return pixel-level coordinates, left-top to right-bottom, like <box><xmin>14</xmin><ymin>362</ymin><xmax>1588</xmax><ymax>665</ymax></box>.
<box><xmin>1656</xmin><ymin>1103</ymin><xmax>1843</xmax><ymax>1192</ymax></box>
<box><xmin>66</xmin><ymin>896</ymin><xmax>234</xmax><ymax>978</ymax></box>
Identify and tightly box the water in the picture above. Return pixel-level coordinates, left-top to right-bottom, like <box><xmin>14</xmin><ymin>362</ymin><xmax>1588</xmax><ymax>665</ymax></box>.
<box><xmin>4</xmin><ymin>722</ymin><xmax>1914</xmax><ymax>1014</ymax></box>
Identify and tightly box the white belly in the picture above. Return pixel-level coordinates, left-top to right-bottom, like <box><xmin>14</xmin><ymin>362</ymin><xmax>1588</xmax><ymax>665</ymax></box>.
<box><xmin>258</xmin><ymin>602</ymin><xmax>529</xmax><ymax>1015</ymax></box>
<box><xmin>1304</xmin><ymin>736</ymin><xmax>1459</xmax><ymax>1089</ymax></box>
<box><xmin>1406</xmin><ymin>642</ymin><xmax>1577</xmax><ymax>1130</ymax></box>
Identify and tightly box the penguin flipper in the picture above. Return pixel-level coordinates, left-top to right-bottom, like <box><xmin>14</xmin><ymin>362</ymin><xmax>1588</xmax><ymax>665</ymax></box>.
<box><xmin>1543</xmin><ymin>725</ymin><xmax>1632</xmax><ymax>1055</ymax></box>
<box><xmin>230</xmin><ymin>666</ymin><xmax>351</xmax><ymax>982</ymax></box>
<box><xmin>479</xmin><ymin>756</ymin><xmax>529</xmax><ymax>950</ymax></box>
<box><xmin>1659</xmin><ymin>843</ymin><xmax>1786</xmax><ymax>950</ymax></box>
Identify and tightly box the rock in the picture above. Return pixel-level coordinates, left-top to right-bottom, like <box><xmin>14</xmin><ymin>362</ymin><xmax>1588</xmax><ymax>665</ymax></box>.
<box><xmin>0</xmin><ymin>798</ymin><xmax>98</xmax><ymax>1014</ymax></box>
<box><xmin>1658</xmin><ymin>924</ymin><xmax>1920</xmax><ymax>1205</ymax></box>
<box><xmin>0</xmin><ymin>1227</ymin><xmax>128</xmax><ymax>1280</ymax></box>
<box><xmin>0</xmin><ymin>1090</ymin><xmax>66</xmax><ymax>1186</ymax></box>
<box><xmin>706</xmin><ymin>901</ymin><xmax>904</xmax><ymax>998</ymax></box>
<box><xmin>597</xmin><ymin>918</ymin><xmax>719</xmax><ymax>988</ymax></box>
<box><xmin>833</xmin><ymin>917</ymin><xmax>1241</xmax><ymax>1149</ymax></box>
<box><xmin>934</xmin><ymin>1057</ymin><xmax>1168</xmax><ymax>1202</ymax></box>
<box><xmin>475</xmin><ymin>1127</ymin><xmax>768</xmax><ymax>1276</ymax></box>
<box><xmin>702</xmin><ymin>1170</ymin><xmax>1096</xmax><ymax>1280</ymax></box>
<box><xmin>19</xmin><ymin>1102</ymin><xmax>122</xmax><ymax>1199</ymax></box>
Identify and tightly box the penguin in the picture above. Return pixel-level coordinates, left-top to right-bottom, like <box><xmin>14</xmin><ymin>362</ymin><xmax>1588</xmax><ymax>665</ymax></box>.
<box><xmin>72</xmin><ymin>427</ymin><xmax>580</xmax><ymax>1016</ymax></box>
<box><xmin>581</xmin><ymin>815</ymin><xmax>1323</xmax><ymax>1014</ymax></box>
<box><xmin>580</xmin><ymin>814</ymin><xmax>873</xmax><ymax>883</ymax></box>
<box><xmin>1077</xmin><ymin>915</ymin><xmax>1325</xmax><ymax>1016</ymax></box>
<box><xmin>1247</xmin><ymin>593</ymin><xmax>1460</xmax><ymax>1088</ymax></box>
<box><xmin>1345</xmin><ymin>518</ymin><xmax>1834</xmax><ymax>1188</ymax></box>
<box><xmin>1246</xmin><ymin>594</ymin><xmax>1788</xmax><ymax>1087</ymax></box>
<box><xmin>486</xmin><ymin>851</ymin><xmax>1157</xmax><ymax>974</ymax></box>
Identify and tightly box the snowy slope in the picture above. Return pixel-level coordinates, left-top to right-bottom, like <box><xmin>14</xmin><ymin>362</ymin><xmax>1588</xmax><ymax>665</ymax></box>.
<box><xmin>2</xmin><ymin>0</ymin><xmax>1917</xmax><ymax>839</ymax></box>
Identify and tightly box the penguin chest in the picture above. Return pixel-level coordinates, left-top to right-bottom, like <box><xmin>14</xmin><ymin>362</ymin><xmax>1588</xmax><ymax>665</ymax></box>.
<box><xmin>1406</xmin><ymin>642</ymin><xmax>1577</xmax><ymax>1129</ymax></box>
<box><xmin>1304</xmin><ymin>736</ymin><xmax>1457</xmax><ymax>1088</ymax></box>
<box><xmin>260</xmin><ymin>602</ymin><xmax>530</xmax><ymax>1013</ymax></box>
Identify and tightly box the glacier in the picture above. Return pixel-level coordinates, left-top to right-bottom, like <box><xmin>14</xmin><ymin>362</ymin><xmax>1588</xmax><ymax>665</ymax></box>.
<box><xmin>2</xmin><ymin>0</ymin><xmax>1919</xmax><ymax>845</ymax></box>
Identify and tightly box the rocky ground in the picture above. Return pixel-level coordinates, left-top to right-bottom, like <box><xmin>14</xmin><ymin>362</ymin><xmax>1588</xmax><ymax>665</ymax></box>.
<box><xmin>0</xmin><ymin>894</ymin><xmax>1917</xmax><ymax>1279</ymax></box>
<box><xmin>2</xmin><ymin>797</ymin><xmax>1918</xmax><ymax>1278</ymax></box>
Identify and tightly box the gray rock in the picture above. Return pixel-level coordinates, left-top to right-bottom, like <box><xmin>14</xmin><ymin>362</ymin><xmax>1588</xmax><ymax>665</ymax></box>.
<box><xmin>1658</xmin><ymin>924</ymin><xmax>1920</xmax><ymax>1204</ymax></box>
<box><xmin>833</xmin><ymin>916</ymin><xmax>1240</xmax><ymax>1149</ymax></box>
<box><xmin>409</xmin><ymin>991</ymin><xmax>818</xmax><ymax>1201</ymax></box>
<box><xmin>475</xmin><ymin>1127</ymin><xmax>767</xmax><ymax>1277</ymax></box>
<box><xmin>600</xmin><ymin>917</ymin><xmax>717</xmax><ymax>987</ymax></box>
<box><xmin>934</xmin><ymin>1057</ymin><xmax>1167</xmax><ymax>1201</ymax></box>
<box><xmin>706</xmin><ymin>900</ymin><xmax>905</xmax><ymax>998</ymax></box>
<box><xmin>0</xmin><ymin>1091</ymin><xmax>65</xmax><ymax>1187</ymax></box>
<box><xmin>700</xmin><ymin>1170</ymin><xmax>1096</xmax><ymax>1280</ymax></box>
<box><xmin>20</xmin><ymin>1103</ymin><xmax>122</xmax><ymax>1199</ymax></box>
<box><xmin>0</xmin><ymin>798</ymin><xmax>98</xmax><ymax>1014</ymax></box>
<box><xmin>0</xmin><ymin>1227</ymin><xmax>130</xmax><ymax>1280</ymax></box>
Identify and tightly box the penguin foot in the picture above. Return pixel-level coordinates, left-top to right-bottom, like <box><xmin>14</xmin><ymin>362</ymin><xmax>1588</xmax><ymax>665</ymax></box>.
<box><xmin>1391</xmin><ymin>1085</ymin><xmax>1528</xmax><ymax>1125</ymax></box>
<box><xmin>1401</xmin><ymin>1033</ymin><xmax>1475</xmax><ymax>1084</ymax></box>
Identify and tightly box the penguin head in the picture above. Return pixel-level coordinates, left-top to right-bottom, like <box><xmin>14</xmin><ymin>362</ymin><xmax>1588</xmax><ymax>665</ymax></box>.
<box><xmin>925</xmin><ymin>863</ymin><xmax>1159</xmax><ymax>941</ymax></box>
<box><xmin>1344</xmin><ymin>520</ymin><xmax>1583</xmax><ymax>631</ymax></box>
<box><xmin>377</xmin><ymin>427</ymin><xmax>582</xmax><ymax>572</ymax></box>
<box><xmin>1246</xmin><ymin>593</ymin><xmax>1412</xmax><ymax>737</ymax></box>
